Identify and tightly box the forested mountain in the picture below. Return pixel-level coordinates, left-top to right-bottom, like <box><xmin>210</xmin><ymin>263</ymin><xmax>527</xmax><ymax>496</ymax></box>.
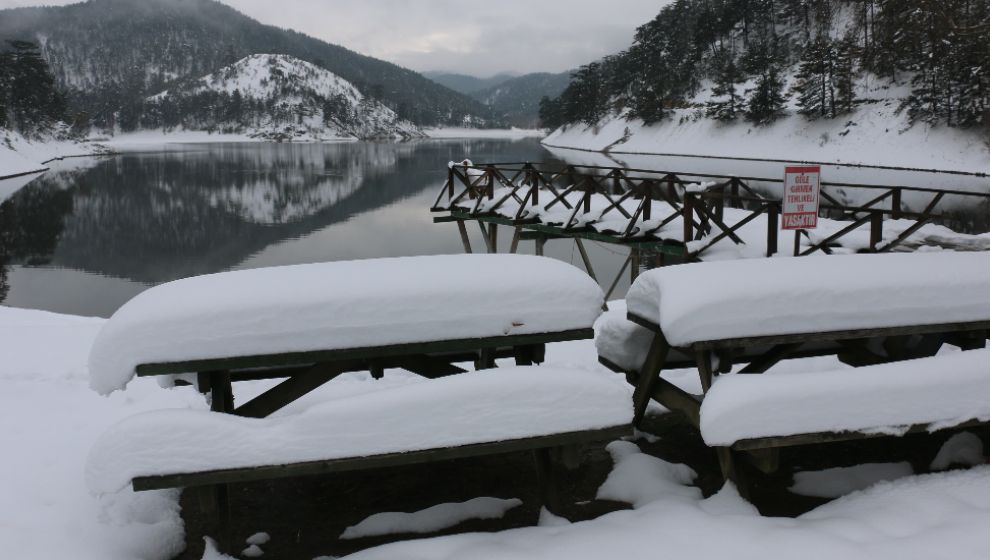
<box><xmin>473</xmin><ymin>72</ymin><xmax>571</xmax><ymax>127</ymax></box>
<box><xmin>143</xmin><ymin>54</ymin><xmax>421</xmax><ymax>140</ymax></box>
<box><xmin>423</xmin><ymin>72</ymin><xmax>518</xmax><ymax>96</ymax></box>
<box><xmin>0</xmin><ymin>0</ymin><xmax>495</xmax><ymax>130</ymax></box>
<box><xmin>540</xmin><ymin>0</ymin><xmax>990</xmax><ymax>131</ymax></box>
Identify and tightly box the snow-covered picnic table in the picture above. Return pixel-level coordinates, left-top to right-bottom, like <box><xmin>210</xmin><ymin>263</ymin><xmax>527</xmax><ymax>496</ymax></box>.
<box><xmin>597</xmin><ymin>251</ymin><xmax>990</xmax><ymax>492</ymax></box>
<box><xmin>89</xmin><ymin>253</ymin><xmax>604</xmax><ymax>397</ymax></box>
<box><xmin>86</xmin><ymin>254</ymin><xmax>621</xmax><ymax>549</ymax></box>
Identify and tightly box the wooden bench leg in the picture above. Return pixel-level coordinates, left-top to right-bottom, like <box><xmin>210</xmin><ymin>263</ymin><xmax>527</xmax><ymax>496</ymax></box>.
<box><xmin>475</xmin><ymin>348</ymin><xmax>497</xmax><ymax>370</ymax></box>
<box><xmin>195</xmin><ymin>484</ymin><xmax>232</xmax><ymax>552</ymax></box>
<box><xmin>533</xmin><ymin>448</ymin><xmax>564</xmax><ymax>516</ymax></box>
<box><xmin>199</xmin><ymin>371</ymin><xmax>233</xmax><ymax>413</ymax></box>
<box><xmin>715</xmin><ymin>447</ymin><xmax>752</xmax><ymax>501</ymax></box>
<box><xmin>631</xmin><ymin>333</ymin><xmax>670</xmax><ymax>427</ymax></box>
<box><xmin>513</xmin><ymin>344</ymin><xmax>544</xmax><ymax>366</ymax></box>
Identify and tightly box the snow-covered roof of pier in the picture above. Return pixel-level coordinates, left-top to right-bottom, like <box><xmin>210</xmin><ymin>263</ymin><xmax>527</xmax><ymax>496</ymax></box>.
<box><xmin>88</xmin><ymin>254</ymin><xmax>604</xmax><ymax>394</ymax></box>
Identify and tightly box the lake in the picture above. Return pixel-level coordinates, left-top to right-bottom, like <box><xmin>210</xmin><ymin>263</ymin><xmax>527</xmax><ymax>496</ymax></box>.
<box><xmin>2</xmin><ymin>137</ymin><xmax>987</xmax><ymax>318</ymax></box>
<box><xmin>0</xmin><ymin>138</ymin><xmax>636</xmax><ymax>317</ymax></box>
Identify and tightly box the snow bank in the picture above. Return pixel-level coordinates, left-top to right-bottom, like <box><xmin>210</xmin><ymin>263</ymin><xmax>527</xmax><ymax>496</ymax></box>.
<box><xmin>700</xmin><ymin>349</ymin><xmax>990</xmax><ymax>446</ymax></box>
<box><xmin>341</xmin><ymin>497</ymin><xmax>523</xmax><ymax>539</ymax></box>
<box><xmin>425</xmin><ymin>128</ymin><xmax>546</xmax><ymax>139</ymax></box>
<box><xmin>0</xmin><ymin>307</ymin><xmax>200</xmax><ymax>560</ymax></box>
<box><xmin>349</xmin><ymin>441</ymin><xmax>990</xmax><ymax>560</ymax></box>
<box><xmin>88</xmin><ymin>254</ymin><xmax>604</xmax><ymax>394</ymax></box>
<box><xmin>85</xmin><ymin>366</ymin><xmax>632</xmax><ymax>494</ymax></box>
<box><xmin>625</xmin><ymin>251</ymin><xmax>990</xmax><ymax>346</ymax></box>
<box><xmin>0</xmin><ymin>128</ymin><xmax>99</xmax><ymax>179</ymax></box>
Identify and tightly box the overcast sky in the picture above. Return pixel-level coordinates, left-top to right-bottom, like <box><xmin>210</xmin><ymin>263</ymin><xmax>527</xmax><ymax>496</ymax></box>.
<box><xmin>0</xmin><ymin>0</ymin><xmax>665</xmax><ymax>76</ymax></box>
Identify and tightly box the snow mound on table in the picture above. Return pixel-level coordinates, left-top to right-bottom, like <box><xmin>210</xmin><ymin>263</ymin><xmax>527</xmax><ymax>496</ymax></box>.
<box><xmin>341</xmin><ymin>497</ymin><xmax>523</xmax><ymax>539</ymax></box>
<box><xmin>85</xmin><ymin>366</ymin><xmax>631</xmax><ymax>494</ymax></box>
<box><xmin>88</xmin><ymin>254</ymin><xmax>604</xmax><ymax>394</ymax></box>
<box><xmin>626</xmin><ymin>251</ymin><xmax>990</xmax><ymax>347</ymax></box>
<box><xmin>700</xmin><ymin>349</ymin><xmax>990</xmax><ymax>446</ymax></box>
<box><xmin>595</xmin><ymin>301</ymin><xmax>655</xmax><ymax>373</ymax></box>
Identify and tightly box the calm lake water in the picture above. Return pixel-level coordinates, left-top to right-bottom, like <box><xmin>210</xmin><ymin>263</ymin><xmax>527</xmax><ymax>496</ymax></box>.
<box><xmin>2</xmin><ymin>137</ymin><xmax>987</xmax><ymax>318</ymax></box>
<box><xmin>0</xmin><ymin>139</ymin><xmax>636</xmax><ymax>317</ymax></box>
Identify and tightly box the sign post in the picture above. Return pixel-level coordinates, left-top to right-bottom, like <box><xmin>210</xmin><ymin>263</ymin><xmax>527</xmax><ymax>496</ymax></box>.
<box><xmin>782</xmin><ymin>166</ymin><xmax>821</xmax><ymax>255</ymax></box>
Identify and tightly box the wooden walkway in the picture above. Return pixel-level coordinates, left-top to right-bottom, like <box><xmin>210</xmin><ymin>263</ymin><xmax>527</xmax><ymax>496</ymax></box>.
<box><xmin>432</xmin><ymin>161</ymin><xmax>990</xmax><ymax>297</ymax></box>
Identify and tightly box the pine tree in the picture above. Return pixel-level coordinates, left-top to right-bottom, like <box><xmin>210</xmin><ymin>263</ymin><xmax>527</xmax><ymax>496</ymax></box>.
<box><xmin>746</xmin><ymin>67</ymin><xmax>788</xmax><ymax>124</ymax></box>
<box><xmin>833</xmin><ymin>35</ymin><xmax>859</xmax><ymax>116</ymax></box>
<box><xmin>792</xmin><ymin>38</ymin><xmax>835</xmax><ymax>119</ymax></box>
<box><xmin>3</xmin><ymin>40</ymin><xmax>65</xmax><ymax>134</ymax></box>
<box><xmin>706</xmin><ymin>54</ymin><xmax>746</xmax><ymax>121</ymax></box>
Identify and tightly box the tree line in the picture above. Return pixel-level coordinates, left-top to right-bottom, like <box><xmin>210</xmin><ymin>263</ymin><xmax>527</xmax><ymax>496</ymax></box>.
<box><xmin>0</xmin><ymin>40</ymin><xmax>72</xmax><ymax>136</ymax></box>
<box><xmin>540</xmin><ymin>0</ymin><xmax>990</xmax><ymax>130</ymax></box>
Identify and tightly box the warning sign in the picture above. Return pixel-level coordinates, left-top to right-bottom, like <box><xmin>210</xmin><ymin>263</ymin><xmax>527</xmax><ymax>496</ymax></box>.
<box><xmin>782</xmin><ymin>166</ymin><xmax>821</xmax><ymax>230</ymax></box>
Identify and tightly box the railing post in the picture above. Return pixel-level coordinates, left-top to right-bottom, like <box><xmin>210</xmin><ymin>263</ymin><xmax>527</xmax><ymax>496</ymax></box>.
<box><xmin>891</xmin><ymin>188</ymin><xmax>902</xmax><ymax>220</ymax></box>
<box><xmin>766</xmin><ymin>203</ymin><xmax>779</xmax><ymax>257</ymax></box>
<box><xmin>683</xmin><ymin>194</ymin><xmax>695</xmax><ymax>242</ymax></box>
<box><xmin>447</xmin><ymin>167</ymin><xmax>455</xmax><ymax>200</ymax></box>
<box><xmin>869</xmin><ymin>211</ymin><xmax>884</xmax><ymax>251</ymax></box>
<box><xmin>730</xmin><ymin>177</ymin><xmax>740</xmax><ymax>207</ymax></box>
<box><xmin>486</xmin><ymin>165</ymin><xmax>495</xmax><ymax>200</ymax></box>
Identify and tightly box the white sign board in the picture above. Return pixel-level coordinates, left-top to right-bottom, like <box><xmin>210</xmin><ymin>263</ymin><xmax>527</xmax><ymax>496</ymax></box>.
<box><xmin>782</xmin><ymin>166</ymin><xmax>821</xmax><ymax>230</ymax></box>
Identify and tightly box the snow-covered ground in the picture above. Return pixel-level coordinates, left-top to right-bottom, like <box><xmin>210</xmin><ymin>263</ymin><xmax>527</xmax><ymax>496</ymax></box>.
<box><xmin>0</xmin><ymin>128</ymin><xmax>102</xmax><ymax>179</ymax></box>
<box><xmin>424</xmin><ymin>127</ymin><xmax>546</xmax><ymax>139</ymax></box>
<box><xmin>4</xmin><ymin>302</ymin><xmax>990</xmax><ymax>560</ymax></box>
<box><xmin>544</xmin><ymin>82</ymin><xmax>990</xmax><ymax>175</ymax></box>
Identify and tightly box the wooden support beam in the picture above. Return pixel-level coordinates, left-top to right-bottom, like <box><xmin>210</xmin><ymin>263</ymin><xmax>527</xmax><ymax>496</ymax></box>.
<box><xmin>738</xmin><ymin>343</ymin><xmax>803</xmax><ymax>374</ymax></box>
<box><xmin>648</xmin><ymin>377</ymin><xmax>701</xmax><ymax>428</ymax></box>
<box><xmin>394</xmin><ymin>355</ymin><xmax>467</xmax><ymax>379</ymax></box>
<box><xmin>456</xmin><ymin>220</ymin><xmax>473</xmax><ymax>254</ymax></box>
<box><xmin>509</xmin><ymin>227</ymin><xmax>522</xmax><ymax>254</ymax></box>
<box><xmin>632</xmin><ymin>333</ymin><xmax>671</xmax><ymax>426</ymax></box>
<box><xmin>209</xmin><ymin>371</ymin><xmax>233</xmax><ymax>413</ymax></box>
<box><xmin>234</xmin><ymin>366</ymin><xmax>344</xmax><ymax>418</ymax></box>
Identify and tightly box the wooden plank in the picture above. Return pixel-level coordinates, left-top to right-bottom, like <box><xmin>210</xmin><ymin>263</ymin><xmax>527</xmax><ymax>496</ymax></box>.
<box><xmin>731</xmin><ymin>418</ymin><xmax>988</xmax><ymax>451</ymax></box>
<box><xmin>625</xmin><ymin>312</ymin><xmax>990</xmax><ymax>352</ymax></box>
<box><xmin>136</xmin><ymin>329</ymin><xmax>594</xmax><ymax>377</ymax></box>
<box><xmin>233</xmin><ymin>366</ymin><xmax>345</xmax><ymax>418</ymax></box>
<box><xmin>132</xmin><ymin>425</ymin><xmax>632</xmax><ymax>491</ymax></box>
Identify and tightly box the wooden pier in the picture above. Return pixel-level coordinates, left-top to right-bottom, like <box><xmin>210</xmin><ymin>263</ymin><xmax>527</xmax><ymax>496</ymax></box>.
<box><xmin>432</xmin><ymin>161</ymin><xmax>990</xmax><ymax>297</ymax></box>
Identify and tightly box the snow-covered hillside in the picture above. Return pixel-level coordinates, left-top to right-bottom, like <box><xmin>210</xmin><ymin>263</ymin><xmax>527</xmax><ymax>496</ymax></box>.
<box><xmin>145</xmin><ymin>54</ymin><xmax>424</xmax><ymax>142</ymax></box>
<box><xmin>544</xmin><ymin>79</ymin><xmax>990</xmax><ymax>174</ymax></box>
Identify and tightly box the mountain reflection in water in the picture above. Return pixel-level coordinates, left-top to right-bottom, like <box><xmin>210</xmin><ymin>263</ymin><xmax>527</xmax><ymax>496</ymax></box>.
<box><xmin>0</xmin><ymin>139</ymin><xmax>565</xmax><ymax>316</ymax></box>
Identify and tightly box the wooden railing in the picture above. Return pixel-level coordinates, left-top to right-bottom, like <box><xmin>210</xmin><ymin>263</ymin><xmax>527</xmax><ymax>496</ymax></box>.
<box><xmin>432</xmin><ymin>161</ymin><xmax>990</xmax><ymax>260</ymax></box>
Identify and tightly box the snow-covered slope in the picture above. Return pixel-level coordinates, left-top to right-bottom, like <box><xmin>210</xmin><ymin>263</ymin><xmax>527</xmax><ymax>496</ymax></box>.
<box><xmin>544</xmin><ymin>80</ymin><xmax>990</xmax><ymax>174</ymax></box>
<box><xmin>0</xmin><ymin>127</ymin><xmax>104</xmax><ymax>181</ymax></box>
<box><xmin>146</xmin><ymin>54</ymin><xmax>423</xmax><ymax>142</ymax></box>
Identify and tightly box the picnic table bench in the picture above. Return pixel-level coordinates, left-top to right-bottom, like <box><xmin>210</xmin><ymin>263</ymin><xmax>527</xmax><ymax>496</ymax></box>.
<box><xmin>597</xmin><ymin>251</ymin><xmax>990</xmax><ymax>493</ymax></box>
<box><xmin>85</xmin><ymin>254</ymin><xmax>630</xmax><ymax>546</ymax></box>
